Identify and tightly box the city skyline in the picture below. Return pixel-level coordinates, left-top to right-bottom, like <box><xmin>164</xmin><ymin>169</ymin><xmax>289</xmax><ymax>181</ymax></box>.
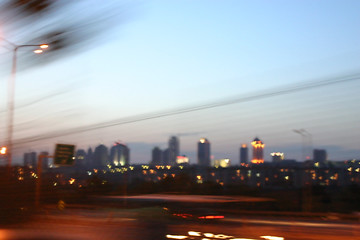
<box><xmin>18</xmin><ymin>135</ymin><xmax>352</xmax><ymax>167</ymax></box>
<box><xmin>0</xmin><ymin>1</ymin><xmax>359</xmax><ymax>165</ymax></box>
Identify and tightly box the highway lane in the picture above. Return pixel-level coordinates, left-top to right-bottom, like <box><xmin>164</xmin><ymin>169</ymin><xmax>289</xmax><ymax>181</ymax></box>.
<box><xmin>0</xmin><ymin>208</ymin><xmax>358</xmax><ymax>240</ymax></box>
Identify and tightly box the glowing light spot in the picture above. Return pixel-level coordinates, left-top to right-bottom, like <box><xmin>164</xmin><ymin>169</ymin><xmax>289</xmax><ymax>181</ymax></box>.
<box><xmin>0</xmin><ymin>147</ymin><xmax>6</xmax><ymax>155</ymax></box>
<box><xmin>33</xmin><ymin>49</ymin><xmax>43</xmax><ymax>54</ymax></box>
<box><xmin>166</xmin><ymin>235</ymin><xmax>188</xmax><ymax>239</ymax></box>
<box><xmin>188</xmin><ymin>231</ymin><xmax>202</xmax><ymax>236</ymax></box>
<box><xmin>260</xmin><ymin>236</ymin><xmax>284</xmax><ymax>240</ymax></box>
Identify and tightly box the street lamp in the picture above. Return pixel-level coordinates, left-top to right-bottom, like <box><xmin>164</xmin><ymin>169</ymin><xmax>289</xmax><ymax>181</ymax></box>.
<box><xmin>293</xmin><ymin>129</ymin><xmax>313</xmax><ymax>161</ymax></box>
<box><xmin>5</xmin><ymin>41</ymin><xmax>48</xmax><ymax>169</ymax></box>
<box><xmin>293</xmin><ymin>129</ymin><xmax>306</xmax><ymax>161</ymax></box>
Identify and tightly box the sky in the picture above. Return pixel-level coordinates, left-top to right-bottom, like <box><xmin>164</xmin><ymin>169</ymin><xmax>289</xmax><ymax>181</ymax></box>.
<box><xmin>1</xmin><ymin>0</ymin><xmax>360</xmax><ymax>165</ymax></box>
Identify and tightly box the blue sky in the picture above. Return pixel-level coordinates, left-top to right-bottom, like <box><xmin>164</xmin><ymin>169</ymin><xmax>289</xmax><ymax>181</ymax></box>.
<box><xmin>1</xmin><ymin>0</ymin><xmax>360</xmax><ymax>164</ymax></box>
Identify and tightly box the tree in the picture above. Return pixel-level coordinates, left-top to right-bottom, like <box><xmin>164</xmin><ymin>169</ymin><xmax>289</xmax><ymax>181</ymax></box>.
<box><xmin>0</xmin><ymin>0</ymin><xmax>127</xmax><ymax>70</ymax></box>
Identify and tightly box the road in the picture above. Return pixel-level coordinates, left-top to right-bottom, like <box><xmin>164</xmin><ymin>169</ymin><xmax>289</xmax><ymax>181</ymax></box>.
<box><xmin>0</xmin><ymin>207</ymin><xmax>359</xmax><ymax>240</ymax></box>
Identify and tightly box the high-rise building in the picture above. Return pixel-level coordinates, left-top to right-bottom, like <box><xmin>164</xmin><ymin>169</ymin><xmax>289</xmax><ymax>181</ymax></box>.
<box><xmin>110</xmin><ymin>142</ymin><xmax>130</xmax><ymax>167</ymax></box>
<box><xmin>151</xmin><ymin>147</ymin><xmax>163</xmax><ymax>165</ymax></box>
<box><xmin>251</xmin><ymin>137</ymin><xmax>265</xmax><ymax>164</ymax></box>
<box><xmin>313</xmin><ymin>149</ymin><xmax>327</xmax><ymax>163</ymax></box>
<box><xmin>163</xmin><ymin>148</ymin><xmax>169</xmax><ymax>165</ymax></box>
<box><xmin>93</xmin><ymin>144</ymin><xmax>109</xmax><ymax>168</ymax></box>
<box><xmin>168</xmin><ymin>136</ymin><xmax>179</xmax><ymax>166</ymax></box>
<box><xmin>24</xmin><ymin>152</ymin><xmax>37</xmax><ymax>168</ymax></box>
<box><xmin>40</xmin><ymin>151</ymin><xmax>49</xmax><ymax>170</ymax></box>
<box><xmin>176</xmin><ymin>155</ymin><xmax>189</xmax><ymax>165</ymax></box>
<box><xmin>86</xmin><ymin>147</ymin><xmax>93</xmax><ymax>167</ymax></box>
<box><xmin>75</xmin><ymin>149</ymin><xmax>87</xmax><ymax>167</ymax></box>
<box><xmin>198</xmin><ymin>138</ymin><xmax>211</xmax><ymax>167</ymax></box>
<box><xmin>240</xmin><ymin>144</ymin><xmax>248</xmax><ymax>165</ymax></box>
<box><xmin>271</xmin><ymin>152</ymin><xmax>284</xmax><ymax>163</ymax></box>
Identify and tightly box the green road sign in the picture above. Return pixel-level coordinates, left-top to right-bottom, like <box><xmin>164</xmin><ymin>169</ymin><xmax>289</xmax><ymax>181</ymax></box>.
<box><xmin>54</xmin><ymin>144</ymin><xmax>75</xmax><ymax>165</ymax></box>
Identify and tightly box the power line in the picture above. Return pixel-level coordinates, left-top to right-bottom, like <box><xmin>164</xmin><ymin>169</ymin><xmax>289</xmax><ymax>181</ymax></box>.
<box><xmin>13</xmin><ymin>73</ymin><xmax>360</xmax><ymax>145</ymax></box>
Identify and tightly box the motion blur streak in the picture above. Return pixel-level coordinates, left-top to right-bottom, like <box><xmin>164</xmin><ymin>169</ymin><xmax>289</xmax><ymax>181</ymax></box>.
<box><xmin>188</xmin><ymin>231</ymin><xmax>202</xmax><ymax>236</ymax></box>
<box><xmin>12</xmin><ymin>72</ymin><xmax>360</xmax><ymax>146</ymax></box>
<box><xmin>166</xmin><ymin>235</ymin><xmax>188</xmax><ymax>239</ymax></box>
<box><xmin>260</xmin><ymin>237</ymin><xmax>284</xmax><ymax>240</ymax></box>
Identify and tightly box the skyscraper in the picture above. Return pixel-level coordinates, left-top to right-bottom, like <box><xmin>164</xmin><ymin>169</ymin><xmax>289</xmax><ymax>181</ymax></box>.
<box><xmin>198</xmin><ymin>138</ymin><xmax>211</xmax><ymax>167</ymax></box>
<box><xmin>110</xmin><ymin>142</ymin><xmax>130</xmax><ymax>166</ymax></box>
<box><xmin>271</xmin><ymin>152</ymin><xmax>284</xmax><ymax>163</ymax></box>
<box><xmin>40</xmin><ymin>151</ymin><xmax>49</xmax><ymax>170</ymax></box>
<box><xmin>151</xmin><ymin>147</ymin><xmax>163</xmax><ymax>165</ymax></box>
<box><xmin>240</xmin><ymin>144</ymin><xmax>248</xmax><ymax>165</ymax></box>
<box><xmin>251</xmin><ymin>137</ymin><xmax>265</xmax><ymax>164</ymax></box>
<box><xmin>313</xmin><ymin>149</ymin><xmax>327</xmax><ymax>163</ymax></box>
<box><xmin>75</xmin><ymin>149</ymin><xmax>87</xmax><ymax>168</ymax></box>
<box><xmin>168</xmin><ymin>136</ymin><xmax>179</xmax><ymax>166</ymax></box>
<box><xmin>24</xmin><ymin>152</ymin><xmax>37</xmax><ymax>168</ymax></box>
<box><xmin>86</xmin><ymin>147</ymin><xmax>93</xmax><ymax>168</ymax></box>
<box><xmin>93</xmin><ymin>144</ymin><xmax>109</xmax><ymax>168</ymax></box>
<box><xmin>163</xmin><ymin>148</ymin><xmax>169</xmax><ymax>165</ymax></box>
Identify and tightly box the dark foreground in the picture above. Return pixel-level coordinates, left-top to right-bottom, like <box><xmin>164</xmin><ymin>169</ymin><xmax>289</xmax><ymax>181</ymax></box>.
<box><xmin>0</xmin><ymin>205</ymin><xmax>359</xmax><ymax>240</ymax></box>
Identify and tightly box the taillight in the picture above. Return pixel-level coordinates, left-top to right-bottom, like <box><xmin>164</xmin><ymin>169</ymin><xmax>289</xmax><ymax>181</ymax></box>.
<box><xmin>198</xmin><ymin>215</ymin><xmax>224</xmax><ymax>219</ymax></box>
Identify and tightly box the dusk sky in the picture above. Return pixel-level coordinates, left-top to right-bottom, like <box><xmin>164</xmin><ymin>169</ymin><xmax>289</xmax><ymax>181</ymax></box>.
<box><xmin>0</xmin><ymin>0</ymin><xmax>360</xmax><ymax>165</ymax></box>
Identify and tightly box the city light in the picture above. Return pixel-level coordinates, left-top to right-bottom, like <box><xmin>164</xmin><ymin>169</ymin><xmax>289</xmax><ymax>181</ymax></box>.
<box><xmin>188</xmin><ymin>231</ymin><xmax>201</xmax><ymax>237</ymax></box>
<box><xmin>166</xmin><ymin>235</ymin><xmax>188</xmax><ymax>239</ymax></box>
<box><xmin>0</xmin><ymin>147</ymin><xmax>6</xmax><ymax>155</ymax></box>
<box><xmin>33</xmin><ymin>49</ymin><xmax>43</xmax><ymax>54</ymax></box>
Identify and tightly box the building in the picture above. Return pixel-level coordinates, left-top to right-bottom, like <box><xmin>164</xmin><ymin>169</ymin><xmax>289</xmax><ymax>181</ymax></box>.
<box><xmin>198</xmin><ymin>138</ymin><xmax>211</xmax><ymax>167</ymax></box>
<box><xmin>163</xmin><ymin>148</ymin><xmax>169</xmax><ymax>165</ymax></box>
<box><xmin>251</xmin><ymin>137</ymin><xmax>265</xmax><ymax>164</ymax></box>
<box><xmin>168</xmin><ymin>136</ymin><xmax>179</xmax><ymax>166</ymax></box>
<box><xmin>86</xmin><ymin>147</ymin><xmax>93</xmax><ymax>168</ymax></box>
<box><xmin>110</xmin><ymin>142</ymin><xmax>130</xmax><ymax>167</ymax></box>
<box><xmin>75</xmin><ymin>149</ymin><xmax>87</xmax><ymax>168</ymax></box>
<box><xmin>93</xmin><ymin>144</ymin><xmax>109</xmax><ymax>168</ymax></box>
<box><xmin>240</xmin><ymin>144</ymin><xmax>248</xmax><ymax>165</ymax></box>
<box><xmin>24</xmin><ymin>152</ymin><xmax>37</xmax><ymax>168</ymax></box>
<box><xmin>271</xmin><ymin>152</ymin><xmax>284</xmax><ymax>163</ymax></box>
<box><xmin>39</xmin><ymin>151</ymin><xmax>50</xmax><ymax>170</ymax></box>
<box><xmin>176</xmin><ymin>155</ymin><xmax>189</xmax><ymax>165</ymax></box>
<box><xmin>151</xmin><ymin>147</ymin><xmax>163</xmax><ymax>165</ymax></box>
<box><xmin>313</xmin><ymin>149</ymin><xmax>327</xmax><ymax>163</ymax></box>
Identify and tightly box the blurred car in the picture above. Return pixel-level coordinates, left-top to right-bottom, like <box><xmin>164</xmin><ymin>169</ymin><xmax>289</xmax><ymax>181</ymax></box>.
<box><xmin>163</xmin><ymin>207</ymin><xmax>224</xmax><ymax>221</ymax></box>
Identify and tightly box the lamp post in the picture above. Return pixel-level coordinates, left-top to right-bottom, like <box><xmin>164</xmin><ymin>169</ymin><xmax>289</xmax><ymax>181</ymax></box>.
<box><xmin>293</xmin><ymin>129</ymin><xmax>312</xmax><ymax>161</ymax></box>
<box><xmin>6</xmin><ymin>42</ymin><xmax>48</xmax><ymax>169</ymax></box>
<box><xmin>293</xmin><ymin>128</ymin><xmax>312</xmax><ymax>212</ymax></box>
<box><xmin>301</xmin><ymin>129</ymin><xmax>313</xmax><ymax>160</ymax></box>
<box><xmin>293</xmin><ymin>129</ymin><xmax>306</xmax><ymax>161</ymax></box>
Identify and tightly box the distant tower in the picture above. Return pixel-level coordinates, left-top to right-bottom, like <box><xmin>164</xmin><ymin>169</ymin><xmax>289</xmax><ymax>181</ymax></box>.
<box><xmin>110</xmin><ymin>142</ymin><xmax>130</xmax><ymax>166</ymax></box>
<box><xmin>151</xmin><ymin>147</ymin><xmax>163</xmax><ymax>165</ymax></box>
<box><xmin>168</xmin><ymin>136</ymin><xmax>179</xmax><ymax>166</ymax></box>
<box><xmin>163</xmin><ymin>148</ymin><xmax>169</xmax><ymax>165</ymax></box>
<box><xmin>240</xmin><ymin>144</ymin><xmax>248</xmax><ymax>165</ymax></box>
<box><xmin>86</xmin><ymin>147</ymin><xmax>93</xmax><ymax>168</ymax></box>
<box><xmin>40</xmin><ymin>151</ymin><xmax>49</xmax><ymax>170</ymax></box>
<box><xmin>313</xmin><ymin>149</ymin><xmax>327</xmax><ymax>163</ymax></box>
<box><xmin>251</xmin><ymin>137</ymin><xmax>265</xmax><ymax>164</ymax></box>
<box><xmin>198</xmin><ymin>138</ymin><xmax>211</xmax><ymax>167</ymax></box>
<box><xmin>93</xmin><ymin>144</ymin><xmax>109</xmax><ymax>168</ymax></box>
<box><xmin>75</xmin><ymin>149</ymin><xmax>87</xmax><ymax>167</ymax></box>
<box><xmin>271</xmin><ymin>152</ymin><xmax>284</xmax><ymax>163</ymax></box>
<box><xmin>24</xmin><ymin>152</ymin><xmax>37</xmax><ymax>168</ymax></box>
